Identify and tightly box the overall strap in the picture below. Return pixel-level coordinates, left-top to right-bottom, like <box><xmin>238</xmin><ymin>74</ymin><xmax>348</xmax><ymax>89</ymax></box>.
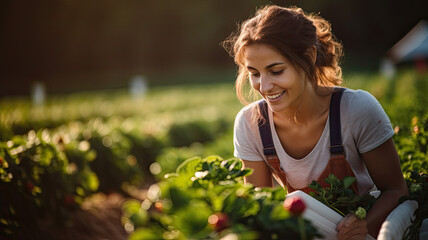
<box><xmin>329</xmin><ymin>87</ymin><xmax>346</xmax><ymax>156</ymax></box>
<box><xmin>257</xmin><ymin>100</ymin><xmax>276</xmax><ymax>157</ymax></box>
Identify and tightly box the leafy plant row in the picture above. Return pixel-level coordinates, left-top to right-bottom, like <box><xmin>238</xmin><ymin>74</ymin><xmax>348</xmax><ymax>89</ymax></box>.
<box><xmin>0</xmin><ymin>130</ymin><xmax>97</xmax><ymax>239</ymax></box>
<box><xmin>0</xmin><ymin>115</ymin><xmax>230</xmax><ymax>239</ymax></box>
<box><xmin>0</xmin><ymin>83</ymin><xmax>240</xmax><ymax>140</ymax></box>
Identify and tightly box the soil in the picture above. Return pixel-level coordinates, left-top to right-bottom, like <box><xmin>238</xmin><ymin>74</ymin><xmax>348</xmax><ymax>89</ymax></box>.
<box><xmin>51</xmin><ymin>193</ymin><xmax>130</xmax><ymax>240</ymax></box>
<box><xmin>2</xmin><ymin>185</ymin><xmax>149</xmax><ymax>240</ymax></box>
<box><xmin>50</xmin><ymin>184</ymin><xmax>149</xmax><ymax>240</ymax></box>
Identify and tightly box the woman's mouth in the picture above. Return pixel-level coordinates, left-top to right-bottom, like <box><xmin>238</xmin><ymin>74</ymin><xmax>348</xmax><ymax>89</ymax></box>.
<box><xmin>266</xmin><ymin>90</ymin><xmax>286</xmax><ymax>100</ymax></box>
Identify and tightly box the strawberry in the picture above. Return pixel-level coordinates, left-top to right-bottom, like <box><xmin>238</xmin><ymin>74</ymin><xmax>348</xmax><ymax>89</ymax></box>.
<box><xmin>208</xmin><ymin>212</ymin><xmax>229</xmax><ymax>232</ymax></box>
<box><xmin>26</xmin><ymin>181</ymin><xmax>34</xmax><ymax>193</ymax></box>
<box><xmin>283</xmin><ymin>196</ymin><xmax>306</xmax><ymax>215</ymax></box>
<box><xmin>63</xmin><ymin>194</ymin><xmax>75</xmax><ymax>207</ymax></box>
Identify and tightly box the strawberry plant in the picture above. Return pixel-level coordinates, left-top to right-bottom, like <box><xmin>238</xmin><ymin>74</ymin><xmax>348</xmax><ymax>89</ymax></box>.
<box><xmin>393</xmin><ymin>113</ymin><xmax>428</xmax><ymax>239</ymax></box>
<box><xmin>400</xmin><ymin>171</ymin><xmax>428</xmax><ymax>240</ymax></box>
<box><xmin>122</xmin><ymin>156</ymin><xmax>322</xmax><ymax>240</ymax></box>
<box><xmin>308</xmin><ymin>174</ymin><xmax>376</xmax><ymax>218</ymax></box>
<box><xmin>167</xmin><ymin>119</ymin><xmax>228</xmax><ymax>147</ymax></box>
<box><xmin>0</xmin><ymin>129</ymin><xmax>99</xmax><ymax>239</ymax></box>
<box><xmin>394</xmin><ymin>115</ymin><xmax>428</xmax><ymax>174</ymax></box>
<box><xmin>56</xmin><ymin>118</ymin><xmax>163</xmax><ymax>194</ymax></box>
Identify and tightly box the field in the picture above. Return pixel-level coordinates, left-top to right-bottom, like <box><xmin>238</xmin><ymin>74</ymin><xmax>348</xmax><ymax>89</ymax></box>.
<box><xmin>1</xmin><ymin>69</ymin><xmax>427</xmax><ymax>239</ymax></box>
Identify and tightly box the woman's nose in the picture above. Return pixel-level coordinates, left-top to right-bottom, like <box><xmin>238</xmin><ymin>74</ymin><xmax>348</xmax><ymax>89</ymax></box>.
<box><xmin>259</xmin><ymin>75</ymin><xmax>274</xmax><ymax>94</ymax></box>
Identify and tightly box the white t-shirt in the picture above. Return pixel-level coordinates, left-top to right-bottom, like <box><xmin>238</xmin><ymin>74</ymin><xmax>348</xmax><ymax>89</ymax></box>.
<box><xmin>233</xmin><ymin>88</ymin><xmax>394</xmax><ymax>194</ymax></box>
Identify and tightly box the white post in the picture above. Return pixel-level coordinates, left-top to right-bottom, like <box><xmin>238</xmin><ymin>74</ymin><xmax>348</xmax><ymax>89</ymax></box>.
<box><xmin>129</xmin><ymin>75</ymin><xmax>148</xmax><ymax>99</ymax></box>
<box><xmin>380</xmin><ymin>58</ymin><xmax>396</xmax><ymax>79</ymax></box>
<box><xmin>31</xmin><ymin>82</ymin><xmax>45</xmax><ymax>106</ymax></box>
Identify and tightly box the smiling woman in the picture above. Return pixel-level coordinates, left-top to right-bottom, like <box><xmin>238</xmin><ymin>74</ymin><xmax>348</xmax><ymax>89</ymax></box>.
<box><xmin>222</xmin><ymin>5</ymin><xmax>408</xmax><ymax>240</ymax></box>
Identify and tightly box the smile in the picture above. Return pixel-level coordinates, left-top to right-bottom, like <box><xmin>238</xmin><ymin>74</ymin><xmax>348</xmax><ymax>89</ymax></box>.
<box><xmin>266</xmin><ymin>90</ymin><xmax>286</xmax><ymax>100</ymax></box>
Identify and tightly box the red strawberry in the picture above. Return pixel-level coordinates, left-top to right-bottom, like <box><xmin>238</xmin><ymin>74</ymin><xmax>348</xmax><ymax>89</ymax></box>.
<box><xmin>283</xmin><ymin>196</ymin><xmax>306</xmax><ymax>215</ymax></box>
<box><xmin>26</xmin><ymin>181</ymin><xmax>34</xmax><ymax>193</ymax></box>
<box><xmin>208</xmin><ymin>212</ymin><xmax>229</xmax><ymax>232</ymax></box>
<box><xmin>63</xmin><ymin>194</ymin><xmax>75</xmax><ymax>207</ymax></box>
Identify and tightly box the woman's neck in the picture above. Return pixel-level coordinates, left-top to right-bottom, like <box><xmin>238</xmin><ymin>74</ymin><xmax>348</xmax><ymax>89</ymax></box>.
<box><xmin>274</xmin><ymin>85</ymin><xmax>331</xmax><ymax>126</ymax></box>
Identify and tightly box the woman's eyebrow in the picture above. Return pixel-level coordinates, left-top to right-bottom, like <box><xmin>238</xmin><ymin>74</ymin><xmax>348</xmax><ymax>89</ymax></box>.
<box><xmin>247</xmin><ymin>62</ymin><xmax>284</xmax><ymax>71</ymax></box>
<box><xmin>266</xmin><ymin>62</ymin><xmax>284</xmax><ymax>69</ymax></box>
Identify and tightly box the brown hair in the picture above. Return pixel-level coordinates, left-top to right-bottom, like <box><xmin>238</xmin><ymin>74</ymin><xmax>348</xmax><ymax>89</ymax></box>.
<box><xmin>222</xmin><ymin>5</ymin><xmax>344</xmax><ymax>105</ymax></box>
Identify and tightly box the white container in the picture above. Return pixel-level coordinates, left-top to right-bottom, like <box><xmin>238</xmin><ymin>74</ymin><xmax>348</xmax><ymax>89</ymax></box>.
<box><xmin>377</xmin><ymin>200</ymin><xmax>418</xmax><ymax>240</ymax></box>
<box><xmin>286</xmin><ymin>190</ymin><xmax>376</xmax><ymax>240</ymax></box>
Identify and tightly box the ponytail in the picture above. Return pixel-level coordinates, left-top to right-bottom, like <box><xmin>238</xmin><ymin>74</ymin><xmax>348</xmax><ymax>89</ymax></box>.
<box><xmin>310</xmin><ymin>14</ymin><xmax>343</xmax><ymax>86</ymax></box>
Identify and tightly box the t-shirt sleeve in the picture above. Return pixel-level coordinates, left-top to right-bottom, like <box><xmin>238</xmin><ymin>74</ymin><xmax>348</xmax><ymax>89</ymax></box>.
<box><xmin>347</xmin><ymin>90</ymin><xmax>394</xmax><ymax>153</ymax></box>
<box><xmin>233</xmin><ymin>106</ymin><xmax>264</xmax><ymax>161</ymax></box>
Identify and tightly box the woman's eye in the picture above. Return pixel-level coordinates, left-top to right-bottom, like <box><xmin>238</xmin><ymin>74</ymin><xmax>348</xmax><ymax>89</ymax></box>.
<box><xmin>272</xmin><ymin>70</ymin><xmax>284</xmax><ymax>75</ymax></box>
<box><xmin>250</xmin><ymin>72</ymin><xmax>260</xmax><ymax>77</ymax></box>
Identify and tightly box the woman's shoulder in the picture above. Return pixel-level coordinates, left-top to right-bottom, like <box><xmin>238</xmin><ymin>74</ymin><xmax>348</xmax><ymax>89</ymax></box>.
<box><xmin>341</xmin><ymin>87</ymin><xmax>392</xmax><ymax>130</ymax></box>
<box><xmin>340</xmin><ymin>87</ymin><xmax>392</xmax><ymax>130</ymax></box>
<box><xmin>340</xmin><ymin>88</ymin><xmax>394</xmax><ymax>153</ymax></box>
<box><xmin>341</xmin><ymin>88</ymin><xmax>381</xmax><ymax>109</ymax></box>
<box><xmin>342</xmin><ymin>87</ymin><xmax>374</xmax><ymax>98</ymax></box>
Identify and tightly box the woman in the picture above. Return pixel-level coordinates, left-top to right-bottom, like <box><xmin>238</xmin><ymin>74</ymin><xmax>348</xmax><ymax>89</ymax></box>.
<box><xmin>222</xmin><ymin>5</ymin><xmax>408</xmax><ymax>239</ymax></box>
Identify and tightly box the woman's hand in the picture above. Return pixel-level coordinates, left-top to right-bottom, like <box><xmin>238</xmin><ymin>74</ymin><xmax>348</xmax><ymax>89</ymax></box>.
<box><xmin>337</xmin><ymin>213</ymin><xmax>368</xmax><ymax>240</ymax></box>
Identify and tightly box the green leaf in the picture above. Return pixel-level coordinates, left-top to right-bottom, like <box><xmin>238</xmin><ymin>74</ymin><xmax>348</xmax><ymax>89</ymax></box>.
<box><xmin>176</xmin><ymin>156</ymin><xmax>201</xmax><ymax>175</ymax></box>
<box><xmin>168</xmin><ymin>185</ymin><xmax>192</xmax><ymax>210</ymax></box>
<box><xmin>270</xmin><ymin>204</ymin><xmax>290</xmax><ymax>220</ymax></box>
<box><xmin>122</xmin><ymin>199</ymin><xmax>142</xmax><ymax>214</ymax></box>
<box><xmin>308</xmin><ymin>181</ymin><xmax>322</xmax><ymax>192</ymax></box>
<box><xmin>76</xmin><ymin>187</ymin><xmax>85</xmax><ymax>196</ymax></box>
<box><xmin>39</xmin><ymin>147</ymin><xmax>54</xmax><ymax>166</ymax></box>
<box><xmin>87</xmin><ymin>171</ymin><xmax>99</xmax><ymax>191</ymax></box>
<box><xmin>129</xmin><ymin>229</ymin><xmax>162</xmax><ymax>240</ymax></box>
<box><xmin>343</xmin><ymin>176</ymin><xmax>356</xmax><ymax>189</ymax></box>
<box><xmin>325</xmin><ymin>174</ymin><xmax>338</xmax><ymax>184</ymax></box>
<box><xmin>123</xmin><ymin>200</ymin><xmax>149</xmax><ymax>228</ymax></box>
<box><xmin>172</xmin><ymin>200</ymin><xmax>212</xmax><ymax>238</ymax></box>
<box><xmin>236</xmin><ymin>169</ymin><xmax>253</xmax><ymax>178</ymax></box>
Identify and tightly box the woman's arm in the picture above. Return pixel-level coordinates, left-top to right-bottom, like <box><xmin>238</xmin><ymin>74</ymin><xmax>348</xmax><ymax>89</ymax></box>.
<box><xmin>361</xmin><ymin>137</ymin><xmax>408</xmax><ymax>237</ymax></box>
<box><xmin>242</xmin><ymin>160</ymin><xmax>273</xmax><ymax>187</ymax></box>
<box><xmin>337</xmin><ymin>138</ymin><xmax>408</xmax><ymax>239</ymax></box>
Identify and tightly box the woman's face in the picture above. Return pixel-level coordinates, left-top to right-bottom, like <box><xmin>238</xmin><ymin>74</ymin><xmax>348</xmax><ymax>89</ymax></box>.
<box><xmin>244</xmin><ymin>44</ymin><xmax>307</xmax><ymax>113</ymax></box>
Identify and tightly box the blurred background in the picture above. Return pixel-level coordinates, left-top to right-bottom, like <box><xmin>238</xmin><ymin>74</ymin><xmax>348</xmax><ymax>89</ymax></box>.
<box><xmin>1</xmin><ymin>0</ymin><xmax>427</xmax><ymax>96</ymax></box>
